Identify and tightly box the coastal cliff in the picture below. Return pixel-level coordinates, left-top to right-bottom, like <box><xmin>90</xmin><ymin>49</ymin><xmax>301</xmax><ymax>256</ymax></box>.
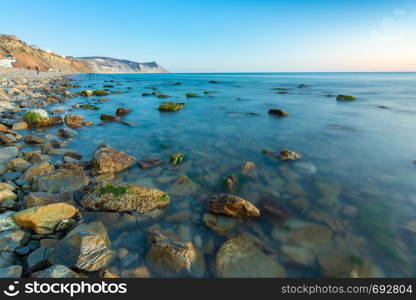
<box><xmin>77</xmin><ymin>57</ymin><xmax>168</xmax><ymax>73</ymax></box>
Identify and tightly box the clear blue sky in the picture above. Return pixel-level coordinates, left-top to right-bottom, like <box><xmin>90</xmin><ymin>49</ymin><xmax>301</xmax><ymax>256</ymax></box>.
<box><xmin>0</xmin><ymin>0</ymin><xmax>415</xmax><ymax>72</ymax></box>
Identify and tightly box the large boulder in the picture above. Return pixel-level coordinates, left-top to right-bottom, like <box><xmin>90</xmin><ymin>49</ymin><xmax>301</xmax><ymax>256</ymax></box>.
<box><xmin>13</xmin><ymin>203</ymin><xmax>78</xmax><ymax>235</ymax></box>
<box><xmin>145</xmin><ymin>229</ymin><xmax>205</xmax><ymax>277</ymax></box>
<box><xmin>33</xmin><ymin>169</ymin><xmax>89</xmax><ymax>193</ymax></box>
<box><xmin>48</xmin><ymin>221</ymin><xmax>114</xmax><ymax>272</ymax></box>
<box><xmin>215</xmin><ymin>235</ymin><xmax>286</xmax><ymax>278</ymax></box>
<box><xmin>208</xmin><ymin>194</ymin><xmax>260</xmax><ymax>218</ymax></box>
<box><xmin>23</xmin><ymin>109</ymin><xmax>52</xmax><ymax>128</ymax></box>
<box><xmin>91</xmin><ymin>145</ymin><xmax>136</xmax><ymax>174</ymax></box>
<box><xmin>81</xmin><ymin>182</ymin><xmax>170</xmax><ymax>213</ymax></box>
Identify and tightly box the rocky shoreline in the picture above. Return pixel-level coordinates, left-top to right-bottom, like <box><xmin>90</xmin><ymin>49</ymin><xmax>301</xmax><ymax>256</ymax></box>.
<box><xmin>0</xmin><ymin>69</ymin><xmax>397</xmax><ymax>278</ymax></box>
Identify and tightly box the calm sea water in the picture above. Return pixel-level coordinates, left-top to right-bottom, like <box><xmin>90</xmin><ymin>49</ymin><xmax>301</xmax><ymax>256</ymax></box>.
<box><xmin>44</xmin><ymin>72</ymin><xmax>416</xmax><ymax>277</ymax></box>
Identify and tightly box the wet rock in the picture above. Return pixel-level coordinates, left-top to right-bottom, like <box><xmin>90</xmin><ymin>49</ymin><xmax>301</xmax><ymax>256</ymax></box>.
<box><xmin>336</xmin><ymin>94</ymin><xmax>357</xmax><ymax>101</ymax></box>
<box><xmin>48</xmin><ymin>221</ymin><xmax>114</xmax><ymax>272</ymax></box>
<box><xmin>278</xmin><ymin>149</ymin><xmax>301</xmax><ymax>161</ymax></box>
<box><xmin>165</xmin><ymin>210</ymin><xmax>192</xmax><ymax>222</ymax></box>
<box><xmin>241</xmin><ymin>162</ymin><xmax>258</xmax><ymax>178</ymax></box>
<box><xmin>315</xmin><ymin>179</ymin><xmax>341</xmax><ymax>207</ymax></box>
<box><xmin>138</xmin><ymin>158</ymin><xmax>162</xmax><ymax>169</ymax></box>
<box><xmin>290</xmin><ymin>197</ymin><xmax>309</xmax><ymax>212</ymax></box>
<box><xmin>27</xmin><ymin>247</ymin><xmax>52</xmax><ymax>271</ymax></box>
<box><xmin>280</xmin><ymin>245</ymin><xmax>315</xmax><ymax>267</ymax></box>
<box><xmin>33</xmin><ymin>264</ymin><xmax>80</xmax><ymax>278</ymax></box>
<box><xmin>33</xmin><ymin>169</ymin><xmax>89</xmax><ymax>193</ymax></box>
<box><xmin>318</xmin><ymin>253</ymin><xmax>374</xmax><ymax>277</ymax></box>
<box><xmin>268</xmin><ymin>109</ymin><xmax>288</xmax><ymax>117</ymax></box>
<box><xmin>0</xmin><ymin>146</ymin><xmax>18</xmax><ymax>163</ymax></box>
<box><xmin>0</xmin><ymin>189</ymin><xmax>17</xmax><ymax>202</ymax></box>
<box><xmin>169</xmin><ymin>153</ymin><xmax>184</xmax><ymax>165</ymax></box>
<box><xmin>80</xmin><ymin>90</ymin><xmax>93</xmax><ymax>97</ymax></box>
<box><xmin>145</xmin><ymin>229</ymin><xmax>205</xmax><ymax>277</ymax></box>
<box><xmin>81</xmin><ymin>182</ymin><xmax>170</xmax><ymax>213</ymax></box>
<box><xmin>158</xmin><ymin>102</ymin><xmax>185</xmax><ymax>112</ymax></box>
<box><xmin>288</xmin><ymin>222</ymin><xmax>333</xmax><ymax>251</ymax></box>
<box><xmin>13</xmin><ymin>203</ymin><xmax>78</xmax><ymax>235</ymax></box>
<box><xmin>57</xmin><ymin>127</ymin><xmax>77</xmax><ymax>139</ymax></box>
<box><xmin>23</xmin><ymin>161</ymin><xmax>54</xmax><ymax>183</ymax></box>
<box><xmin>0</xmin><ymin>133</ymin><xmax>16</xmax><ymax>144</ymax></box>
<box><xmin>0</xmin><ymin>211</ymin><xmax>19</xmax><ymax>232</ymax></box>
<box><xmin>121</xmin><ymin>266</ymin><xmax>150</xmax><ymax>278</ymax></box>
<box><xmin>208</xmin><ymin>194</ymin><xmax>260</xmax><ymax>218</ymax></box>
<box><xmin>7</xmin><ymin>158</ymin><xmax>31</xmax><ymax>172</ymax></box>
<box><xmin>168</xmin><ymin>175</ymin><xmax>201</xmax><ymax>196</ymax></box>
<box><xmin>260</xmin><ymin>197</ymin><xmax>290</xmax><ymax>223</ymax></box>
<box><xmin>100</xmin><ymin>114</ymin><xmax>119</xmax><ymax>121</ymax></box>
<box><xmin>203</xmin><ymin>213</ymin><xmax>236</xmax><ymax>235</ymax></box>
<box><xmin>101</xmin><ymin>269</ymin><xmax>120</xmax><ymax>278</ymax></box>
<box><xmin>64</xmin><ymin>114</ymin><xmax>84</xmax><ymax>128</ymax></box>
<box><xmin>24</xmin><ymin>192</ymin><xmax>74</xmax><ymax>208</ymax></box>
<box><xmin>91</xmin><ymin>145</ymin><xmax>136</xmax><ymax>174</ymax></box>
<box><xmin>116</xmin><ymin>108</ymin><xmax>132</xmax><ymax>116</ymax></box>
<box><xmin>0</xmin><ymin>230</ymin><xmax>29</xmax><ymax>251</ymax></box>
<box><xmin>63</xmin><ymin>152</ymin><xmax>82</xmax><ymax>160</ymax></box>
<box><xmin>25</xmin><ymin>135</ymin><xmax>45</xmax><ymax>144</ymax></box>
<box><xmin>216</xmin><ymin>235</ymin><xmax>286</xmax><ymax>278</ymax></box>
<box><xmin>223</xmin><ymin>173</ymin><xmax>239</xmax><ymax>190</ymax></box>
<box><xmin>0</xmin><ymin>251</ymin><xmax>17</xmax><ymax>268</ymax></box>
<box><xmin>23</xmin><ymin>109</ymin><xmax>52</xmax><ymax>128</ymax></box>
<box><xmin>0</xmin><ymin>265</ymin><xmax>22</xmax><ymax>278</ymax></box>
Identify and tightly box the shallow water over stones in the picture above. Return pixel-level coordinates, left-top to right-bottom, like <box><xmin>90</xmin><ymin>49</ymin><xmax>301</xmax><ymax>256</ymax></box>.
<box><xmin>14</xmin><ymin>72</ymin><xmax>416</xmax><ymax>277</ymax></box>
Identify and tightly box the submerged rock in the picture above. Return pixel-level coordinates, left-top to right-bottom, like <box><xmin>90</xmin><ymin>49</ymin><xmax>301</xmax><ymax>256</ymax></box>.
<box><xmin>24</xmin><ymin>192</ymin><xmax>74</xmax><ymax>208</ymax></box>
<box><xmin>336</xmin><ymin>94</ymin><xmax>357</xmax><ymax>101</ymax></box>
<box><xmin>318</xmin><ymin>253</ymin><xmax>374</xmax><ymax>277</ymax></box>
<box><xmin>169</xmin><ymin>175</ymin><xmax>201</xmax><ymax>196</ymax></box>
<box><xmin>241</xmin><ymin>162</ymin><xmax>258</xmax><ymax>178</ymax></box>
<box><xmin>287</xmin><ymin>222</ymin><xmax>333</xmax><ymax>251</ymax></box>
<box><xmin>215</xmin><ymin>235</ymin><xmax>286</xmax><ymax>278</ymax></box>
<box><xmin>203</xmin><ymin>213</ymin><xmax>237</xmax><ymax>235</ymax></box>
<box><xmin>91</xmin><ymin>145</ymin><xmax>136</xmax><ymax>174</ymax></box>
<box><xmin>116</xmin><ymin>108</ymin><xmax>132</xmax><ymax>116</ymax></box>
<box><xmin>48</xmin><ymin>221</ymin><xmax>114</xmax><ymax>272</ymax></box>
<box><xmin>278</xmin><ymin>148</ymin><xmax>301</xmax><ymax>161</ymax></box>
<box><xmin>0</xmin><ymin>265</ymin><xmax>22</xmax><ymax>278</ymax></box>
<box><xmin>57</xmin><ymin>127</ymin><xmax>77</xmax><ymax>139</ymax></box>
<box><xmin>64</xmin><ymin>114</ymin><xmax>85</xmax><ymax>128</ymax></box>
<box><xmin>138</xmin><ymin>158</ymin><xmax>162</xmax><ymax>169</ymax></box>
<box><xmin>208</xmin><ymin>194</ymin><xmax>260</xmax><ymax>218</ymax></box>
<box><xmin>81</xmin><ymin>182</ymin><xmax>170</xmax><ymax>213</ymax></box>
<box><xmin>268</xmin><ymin>109</ymin><xmax>288</xmax><ymax>117</ymax></box>
<box><xmin>100</xmin><ymin>114</ymin><xmax>120</xmax><ymax>121</ymax></box>
<box><xmin>145</xmin><ymin>229</ymin><xmax>205</xmax><ymax>277</ymax></box>
<box><xmin>13</xmin><ymin>203</ymin><xmax>78</xmax><ymax>235</ymax></box>
<box><xmin>33</xmin><ymin>169</ymin><xmax>90</xmax><ymax>193</ymax></box>
<box><xmin>169</xmin><ymin>153</ymin><xmax>184</xmax><ymax>165</ymax></box>
<box><xmin>33</xmin><ymin>264</ymin><xmax>80</xmax><ymax>278</ymax></box>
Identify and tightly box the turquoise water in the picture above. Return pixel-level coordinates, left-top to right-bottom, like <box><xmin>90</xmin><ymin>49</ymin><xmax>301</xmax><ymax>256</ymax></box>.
<box><xmin>47</xmin><ymin>72</ymin><xmax>416</xmax><ymax>277</ymax></box>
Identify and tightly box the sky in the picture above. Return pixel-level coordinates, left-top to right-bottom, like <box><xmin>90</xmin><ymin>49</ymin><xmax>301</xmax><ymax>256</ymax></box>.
<box><xmin>0</xmin><ymin>0</ymin><xmax>415</xmax><ymax>72</ymax></box>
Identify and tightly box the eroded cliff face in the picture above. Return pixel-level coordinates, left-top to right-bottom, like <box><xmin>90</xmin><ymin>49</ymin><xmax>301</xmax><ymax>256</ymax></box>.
<box><xmin>0</xmin><ymin>34</ymin><xmax>91</xmax><ymax>73</ymax></box>
<box><xmin>77</xmin><ymin>57</ymin><xmax>168</xmax><ymax>73</ymax></box>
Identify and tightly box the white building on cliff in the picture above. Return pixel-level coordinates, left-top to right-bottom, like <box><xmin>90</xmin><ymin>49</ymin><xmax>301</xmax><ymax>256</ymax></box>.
<box><xmin>0</xmin><ymin>53</ymin><xmax>16</xmax><ymax>68</ymax></box>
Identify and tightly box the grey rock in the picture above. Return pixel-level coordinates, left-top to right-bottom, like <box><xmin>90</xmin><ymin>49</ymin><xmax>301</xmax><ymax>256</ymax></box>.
<box><xmin>0</xmin><ymin>230</ymin><xmax>29</xmax><ymax>252</ymax></box>
<box><xmin>0</xmin><ymin>265</ymin><xmax>22</xmax><ymax>278</ymax></box>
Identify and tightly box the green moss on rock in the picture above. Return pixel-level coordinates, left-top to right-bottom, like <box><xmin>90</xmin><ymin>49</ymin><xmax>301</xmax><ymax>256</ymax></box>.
<box><xmin>99</xmin><ymin>183</ymin><xmax>127</xmax><ymax>197</ymax></box>
<box><xmin>186</xmin><ymin>92</ymin><xmax>199</xmax><ymax>98</ymax></box>
<box><xmin>158</xmin><ymin>102</ymin><xmax>185</xmax><ymax>112</ymax></box>
<box><xmin>93</xmin><ymin>90</ymin><xmax>110</xmax><ymax>97</ymax></box>
<box><xmin>336</xmin><ymin>94</ymin><xmax>357</xmax><ymax>101</ymax></box>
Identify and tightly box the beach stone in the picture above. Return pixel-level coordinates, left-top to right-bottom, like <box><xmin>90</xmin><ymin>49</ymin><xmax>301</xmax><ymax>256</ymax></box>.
<box><xmin>208</xmin><ymin>194</ymin><xmax>260</xmax><ymax>218</ymax></box>
<box><xmin>241</xmin><ymin>161</ymin><xmax>258</xmax><ymax>178</ymax></box>
<box><xmin>0</xmin><ymin>265</ymin><xmax>22</xmax><ymax>278</ymax></box>
<box><xmin>27</xmin><ymin>247</ymin><xmax>53</xmax><ymax>271</ymax></box>
<box><xmin>216</xmin><ymin>235</ymin><xmax>286</xmax><ymax>278</ymax></box>
<box><xmin>57</xmin><ymin>127</ymin><xmax>76</xmax><ymax>139</ymax></box>
<box><xmin>81</xmin><ymin>182</ymin><xmax>170</xmax><ymax>213</ymax></box>
<box><xmin>145</xmin><ymin>229</ymin><xmax>205</xmax><ymax>277</ymax></box>
<box><xmin>0</xmin><ymin>133</ymin><xmax>16</xmax><ymax>144</ymax></box>
<box><xmin>48</xmin><ymin>221</ymin><xmax>114</xmax><ymax>272</ymax></box>
<box><xmin>23</xmin><ymin>109</ymin><xmax>52</xmax><ymax>128</ymax></box>
<box><xmin>24</xmin><ymin>192</ymin><xmax>74</xmax><ymax>208</ymax></box>
<box><xmin>0</xmin><ymin>146</ymin><xmax>18</xmax><ymax>163</ymax></box>
<box><xmin>116</xmin><ymin>108</ymin><xmax>131</xmax><ymax>116</ymax></box>
<box><xmin>25</xmin><ymin>135</ymin><xmax>45</xmax><ymax>144</ymax></box>
<box><xmin>7</xmin><ymin>158</ymin><xmax>31</xmax><ymax>173</ymax></box>
<box><xmin>33</xmin><ymin>169</ymin><xmax>89</xmax><ymax>193</ymax></box>
<box><xmin>23</xmin><ymin>161</ymin><xmax>54</xmax><ymax>183</ymax></box>
<box><xmin>0</xmin><ymin>251</ymin><xmax>17</xmax><ymax>268</ymax></box>
<box><xmin>0</xmin><ymin>230</ymin><xmax>29</xmax><ymax>251</ymax></box>
<box><xmin>318</xmin><ymin>253</ymin><xmax>374</xmax><ymax>277</ymax></box>
<box><xmin>288</xmin><ymin>222</ymin><xmax>333</xmax><ymax>251</ymax></box>
<box><xmin>203</xmin><ymin>213</ymin><xmax>236</xmax><ymax>235</ymax></box>
<box><xmin>101</xmin><ymin>269</ymin><xmax>120</xmax><ymax>278</ymax></box>
<box><xmin>0</xmin><ymin>211</ymin><xmax>19</xmax><ymax>232</ymax></box>
<box><xmin>278</xmin><ymin>149</ymin><xmax>301</xmax><ymax>161</ymax></box>
<box><xmin>91</xmin><ymin>145</ymin><xmax>136</xmax><ymax>174</ymax></box>
<box><xmin>121</xmin><ymin>266</ymin><xmax>150</xmax><ymax>278</ymax></box>
<box><xmin>64</xmin><ymin>114</ymin><xmax>84</xmax><ymax>128</ymax></box>
<box><xmin>2</xmin><ymin>171</ymin><xmax>20</xmax><ymax>181</ymax></box>
<box><xmin>0</xmin><ymin>189</ymin><xmax>17</xmax><ymax>202</ymax></box>
<box><xmin>168</xmin><ymin>175</ymin><xmax>201</xmax><ymax>196</ymax></box>
<box><xmin>13</xmin><ymin>203</ymin><xmax>78</xmax><ymax>235</ymax></box>
<box><xmin>33</xmin><ymin>264</ymin><xmax>80</xmax><ymax>278</ymax></box>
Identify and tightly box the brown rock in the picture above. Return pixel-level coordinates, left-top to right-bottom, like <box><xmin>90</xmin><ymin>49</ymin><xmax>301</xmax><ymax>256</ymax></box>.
<box><xmin>208</xmin><ymin>194</ymin><xmax>260</xmax><ymax>218</ymax></box>
<box><xmin>91</xmin><ymin>145</ymin><xmax>136</xmax><ymax>174</ymax></box>
<box><xmin>24</xmin><ymin>192</ymin><xmax>74</xmax><ymax>208</ymax></box>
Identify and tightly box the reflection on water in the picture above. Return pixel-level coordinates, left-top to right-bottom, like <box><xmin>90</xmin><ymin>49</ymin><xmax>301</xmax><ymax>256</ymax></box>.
<box><xmin>47</xmin><ymin>72</ymin><xmax>416</xmax><ymax>277</ymax></box>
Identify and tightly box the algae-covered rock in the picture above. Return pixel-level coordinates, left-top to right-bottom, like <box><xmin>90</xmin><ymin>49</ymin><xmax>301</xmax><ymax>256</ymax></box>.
<box><xmin>215</xmin><ymin>235</ymin><xmax>286</xmax><ymax>278</ymax></box>
<box><xmin>336</xmin><ymin>94</ymin><xmax>357</xmax><ymax>101</ymax></box>
<box><xmin>91</xmin><ymin>145</ymin><xmax>136</xmax><ymax>174</ymax></box>
<box><xmin>158</xmin><ymin>102</ymin><xmax>185</xmax><ymax>112</ymax></box>
<box><xmin>93</xmin><ymin>90</ymin><xmax>110</xmax><ymax>96</ymax></box>
<box><xmin>278</xmin><ymin>148</ymin><xmax>301</xmax><ymax>161</ymax></box>
<box><xmin>145</xmin><ymin>229</ymin><xmax>205</xmax><ymax>277</ymax></box>
<box><xmin>81</xmin><ymin>182</ymin><xmax>170</xmax><ymax>213</ymax></box>
<box><xmin>13</xmin><ymin>203</ymin><xmax>78</xmax><ymax>235</ymax></box>
<box><xmin>23</xmin><ymin>109</ymin><xmax>52</xmax><ymax>128</ymax></box>
<box><xmin>208</xmin><ymin>194</ymin><xmax>260</xmax><ymax>218</ymax></box>
<box><xmin>169</xmin><ymin>153</ymin><xmax>184</xmax><ymax>165</ymax></box>
<box><xmin>186</xmin><ymin>92</ymin><xmax>199</xmax><ymax>98</ymax></box>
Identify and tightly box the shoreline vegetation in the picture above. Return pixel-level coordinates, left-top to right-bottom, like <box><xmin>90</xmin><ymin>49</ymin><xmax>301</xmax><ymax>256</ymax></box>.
<box><xmin>0</xmin><ymin>67</ymin><xmax>410</xmax><ymax>279</ymax></box>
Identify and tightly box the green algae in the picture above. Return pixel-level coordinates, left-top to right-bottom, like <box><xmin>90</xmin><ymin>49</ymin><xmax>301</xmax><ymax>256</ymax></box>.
<box><xmin>99</xmin><ymin>183</ymin><xmax>128</xmax><ymax>197</ymax></box>
<box><xmin>336</xmin><ymin>94</ymin><xmax>357</xmax><ymax>101</ymax></box>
